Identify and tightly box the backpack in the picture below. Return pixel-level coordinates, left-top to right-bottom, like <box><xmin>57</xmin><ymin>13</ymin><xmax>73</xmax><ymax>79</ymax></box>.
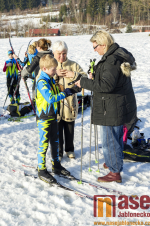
<box><xmin>124</xmin><ymin>144</ymin><xmax>150</xmax><ymax>162</ymax></box>
<box><xmin>7</xmin><ymin>102</ymin><xmax>33</xmax><ymax>117</ymax></box>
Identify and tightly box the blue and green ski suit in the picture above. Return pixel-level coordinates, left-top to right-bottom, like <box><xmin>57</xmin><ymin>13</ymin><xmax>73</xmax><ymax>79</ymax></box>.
<box><xmin>36</xmin><ymin>70</ymin><xmax>66</xmax><ymax>170</ymax></box>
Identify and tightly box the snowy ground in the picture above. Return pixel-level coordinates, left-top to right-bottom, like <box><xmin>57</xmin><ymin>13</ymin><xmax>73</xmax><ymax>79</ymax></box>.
<box><xmin>2</xmin><ymin>11</ymin><xmax>60</xmax><ymax>29</ymax></box>
<box><xmin>0</xmin><ymin>33</ymin><xmax>150</xmax><ymax>225</ymax></box>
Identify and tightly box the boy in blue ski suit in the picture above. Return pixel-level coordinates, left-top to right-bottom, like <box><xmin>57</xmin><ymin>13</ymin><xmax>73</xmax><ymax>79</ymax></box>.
<box><xmin>3</xmin><ymin>50</ymin><xmax>20</xmax><ymax>104</ymax></box>
<box><xmin>36</xmin><ymin>54</ymin><xmax>74</xmax><ymax>183</ymax></box>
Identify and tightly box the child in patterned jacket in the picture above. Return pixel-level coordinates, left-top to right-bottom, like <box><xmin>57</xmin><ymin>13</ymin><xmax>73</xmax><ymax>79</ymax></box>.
<box><xmin>3</xmin><ymin>50</ymin><xmax>20</xmax><ymax>104</ymax></box>
<box><xmin>36</xmin><ymin>54</ymin><xmax>74</xmax><ymax>184</ymax></box>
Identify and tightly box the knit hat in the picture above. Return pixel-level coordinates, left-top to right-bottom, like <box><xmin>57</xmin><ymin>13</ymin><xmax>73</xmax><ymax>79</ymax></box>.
<box><xmin>8</xmin><ymin>50</ymin><xmax>13</xmax><ymax>55</ymax></box>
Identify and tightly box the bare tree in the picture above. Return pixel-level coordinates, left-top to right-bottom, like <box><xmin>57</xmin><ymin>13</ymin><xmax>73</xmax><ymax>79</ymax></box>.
<box><xmin>111</xmin><ymin>2</ymin><xmax>119</xmax><ymax>23</ymax></box>
<box><xmin>8</xmin><ymin>23</ymin><xmax>12</xmax><ymax>37</ymax></box>
<box><xmin>60</xmin><ymin>24</ymin><xmax>68</xmax><ymax>35</ymax></box>
<box><xmin>105</xmin><ymin>14</ymin><xmax>113</xmax><ymax>29</ymax></box>
<box><xmin>22</xmin><ymin>23</ymin><xmax>29</xmax><ymax>37</ymax></box>
<box><xmin>39</xmin><ymin>6</ymin><xmax>44</xmax><ymax>24</ymax></box>
<box><xmin>15</xmin><ymin>19</ymin><xmax>19</xmax><ymax>37</ymax></box>
<box><xmin>69</xmin><ymin>0</ymin><xmax>83</xmax><ymax>24</ymax></box>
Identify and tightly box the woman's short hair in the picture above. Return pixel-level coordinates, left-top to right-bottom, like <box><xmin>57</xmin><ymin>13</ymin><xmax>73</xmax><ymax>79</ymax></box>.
<box><xmin>28</xmin><ymin>41</ymin><xmax>37</xmax><ymax>55</ymax></box>
<box><xmin>39</xmin><ymin>54</ymin><xmax>58</xmax><ymax>70</ymax></box>
<box><xmin>90</xmin><ymin>30</ymin><xmax>114</xmax><ymax>53</ymax></box>
<box><xmin>37</xmin><ymin>38</ymin><xmax>51</xmax><ymax>51</ymax></box>
<box><xmin>52</xmin><ymin>41</ymin><xmax>68</xmax><ymax>53</ymax></box>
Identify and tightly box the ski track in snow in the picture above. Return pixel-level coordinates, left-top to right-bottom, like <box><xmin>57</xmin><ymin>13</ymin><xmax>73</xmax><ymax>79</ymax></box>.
<box><xmin>0</xmin><ymin>33</ymin><xmax>150</xmax><ymax>225</ymax></box>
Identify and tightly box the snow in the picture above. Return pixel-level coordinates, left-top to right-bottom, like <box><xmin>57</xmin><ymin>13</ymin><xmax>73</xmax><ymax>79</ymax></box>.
<box><xmin>2</xmin><ymin>11</ymin><xmax>59</xmax><ymax>20</ymax></box>
<box><xmin>0</xmin><ymin>32</ymin><xmax>150</xmax><ymax>225</ymax></box>
<box><xmin>1</xmin><ymin>11</ymin><xmax>60</xmax><ymax>29</ymax></box>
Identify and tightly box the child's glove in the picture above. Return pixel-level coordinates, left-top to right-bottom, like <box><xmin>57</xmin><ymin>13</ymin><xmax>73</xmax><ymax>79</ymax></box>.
<box><xmin>6</xmin><ymin>62</ymin><xmax>12</xmax><ymax>67</ymax></box>
<box><xmin>63</xmin><ymin>88</ymin><xmax>76</xmax><ymax>97</ymax></box>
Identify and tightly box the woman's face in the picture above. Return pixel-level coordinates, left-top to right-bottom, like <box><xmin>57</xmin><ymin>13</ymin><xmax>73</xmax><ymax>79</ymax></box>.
<box><xmin>54</xmin><ymin>50</ymin><xmax>67</xmax><ymax>63</ymax></box>
<box><xmin>93</xmin><ymin>41</ymin><xmax>106</xmax><ymax>56</ymax></box>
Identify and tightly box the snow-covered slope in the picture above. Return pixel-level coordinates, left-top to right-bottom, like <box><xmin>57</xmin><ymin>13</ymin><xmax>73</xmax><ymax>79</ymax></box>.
<box><xmin>2</xmin><ymin>11</ymin><xmax>60</xmax><ymax>29</ymax></box>
<box><xmin>0</xmin><ymin>33</ymin><xmax>150</xmax><ymax>225</ymax></box>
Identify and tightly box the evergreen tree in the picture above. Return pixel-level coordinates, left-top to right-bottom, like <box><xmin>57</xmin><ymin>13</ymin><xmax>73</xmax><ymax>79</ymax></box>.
<box><xmin>79</xmin><ymin>0</ymin><xmax>87</xmax><ymax>23</ymax></box>
<box><xmin>0</xmin><ymin>0</ymin><xmax>5</xmax><ymax>12</ymax></box>
<box><xmin>5</xmin><ymin>0</ymin><xmax>10</xmax><ymax>12</ymax></box>
<box><xmin>22</xmin><ymin>0</ymin><xmax>27</xmax><ymax>9</ymax></box>
<box><xmin>121</xmin><ymin>0</ymin><xmax>132</xmax><ymax>17</ymax></box>
<box><xmin>87</xmin><ymin>0</ymin><xmax>98</xmax><ymax>20</ymax></box>
<box><xmin>59</xmin><ymin>4</ymin><xmax>67</xmax><ymax>21</ymax></box>
<box><xmin>18</xmin><ymin>0</ymin><xmax>24</xmax><ymax>10</ymax></box>
<box><xmin>14</xmin><ymin>0</ymin><xmax>19</xmax><ymax>9</ymax></box>
<box><xmin>98</xmin><ymin>0</ymin><xmax>106</xmax><ymax>16</ymax></box>
<box><xmin>27</xmin><ymin>0</ymin><xmax>33</xmax><ymax>9</ymax></box>
<box><xmin>126</xmin><ymin>22</ymin><xmax>132</xmax><ymax>33</ymax></box>
<box><xmin>31</xmin><ymin>0</ymin><xmax>40</xmax><ymax>8</ymax></box>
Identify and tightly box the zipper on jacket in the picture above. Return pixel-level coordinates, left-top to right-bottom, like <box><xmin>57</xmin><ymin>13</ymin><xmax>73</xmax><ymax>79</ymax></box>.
<box><xmin>102</xmin><ymin>97</ymin><xmax>106</xmax><ymax>115</ymax></box>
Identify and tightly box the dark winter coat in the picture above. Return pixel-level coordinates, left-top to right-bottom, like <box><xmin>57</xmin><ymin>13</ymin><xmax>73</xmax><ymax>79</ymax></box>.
<box><xmin>80</xmin><ymin>43</ymin><xmax>137</xmax><ymax>126</ymax></box>
<box><xmin>21</xmin><ymin>50</ymin><xmax>53</xmax><ymax>79</ymax></box>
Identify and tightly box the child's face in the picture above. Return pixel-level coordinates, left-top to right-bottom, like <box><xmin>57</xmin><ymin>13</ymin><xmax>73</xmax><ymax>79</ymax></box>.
<box><xmin>8</xmin><ymin>54</ymin><xmax>13</xmax><ymax>59</ymax></box>
<box><xmin>43</xmin><ymin>67</ymin><xmax>56</xmax><ymax>77</ymax></box>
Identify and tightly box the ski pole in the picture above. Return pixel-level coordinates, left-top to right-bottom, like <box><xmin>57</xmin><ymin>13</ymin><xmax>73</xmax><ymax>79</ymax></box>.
<box><xmin>78</xmin><ymin>88</ymin><xmax>84</xmax><ymax>184</ymax></box>
<box><xmin>26</xmin><ymin>39</ymin><xmax>33</xmax><ymax>53</ymax></box>
<box><xmin>88</xmin><ymin>59</ymin><xmax>96</xmax><ymax>170</ymax></box>
<box><xmin>89</xmin><ymin>91</ymin><xmax>93</xmax><ymax>172</ymax></box>
<box><xmin>18</xmin><ymin>44</ymin><xmax>24</xmax><ymax>58</ymax></box>
<box><xmin>9</xmin><ymin>37</ymin><xmax>36</xmax><ymax>114</ymax></box>
<box><xmin>94</xmin><ymin>125</ymin><xmax>98</xmax><ymax>163</ymax></box>
<box><xmin>96</xmin><ymin>125</ymin><xmax>100</xmax><ymax>173</ymax></box>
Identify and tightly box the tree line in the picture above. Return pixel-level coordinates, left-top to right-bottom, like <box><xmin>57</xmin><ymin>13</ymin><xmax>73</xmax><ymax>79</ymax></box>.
<box><xmin>0</xmin><ymin>0</ymin><xmax>150</xmax><ymax>26</ymax></box>
<box><xmin>0</xmin><ymin>0</ymin><xmax>42</xmax><ymax>12</ymax></box>
<box><xmin>60</xmin><ymin>0</ymin><xmax>150</xmax><ymax>26</ymax></box>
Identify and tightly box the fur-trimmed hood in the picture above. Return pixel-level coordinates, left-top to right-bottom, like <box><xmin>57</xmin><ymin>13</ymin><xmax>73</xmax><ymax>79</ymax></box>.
<box><xmin>102</xmin><ymin>43</ymin><xmax>137</xmax><ymax>77</ymax></box>
<box><xmin>120</xmin><ymin>61</ymin><xmax>137</xmax><ymax>77</ymax></box>
<box><xmin>114</xmin><ymin>46</ymin><xmax>137</xmax><ymax>77</ymax></box>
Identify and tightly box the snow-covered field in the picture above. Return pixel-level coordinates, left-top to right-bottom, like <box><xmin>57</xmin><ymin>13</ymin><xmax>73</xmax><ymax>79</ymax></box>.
<box><xmin>0</xmin><ymin>33</ymin><xmax>150</xmax><ymax>225</ymax></box>
<box><xmin>2</xmin><ymin>11</ymin><xmax>60</xmax><ymax>29</ymax></box>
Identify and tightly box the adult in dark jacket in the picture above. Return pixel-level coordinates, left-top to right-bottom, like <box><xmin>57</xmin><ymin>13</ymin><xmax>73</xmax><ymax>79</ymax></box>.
<box><xmin>75</xmin><ymin>30</ymin><xmax>137</xmax><ymax>183</ymax></box>
<box><xmin>21</xmin><ymin>38</ymin><xmax>53</xmax><ymax>101</ymax></box>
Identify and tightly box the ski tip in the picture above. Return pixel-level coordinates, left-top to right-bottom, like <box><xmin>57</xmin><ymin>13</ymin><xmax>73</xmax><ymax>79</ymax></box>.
<box><xmin>95</xmin><ymin>160</ymin><xmax>98</xmax><ymax>163</ymax></box>
<box><xmin>96</xmin><ymin>170</ymin><xmax>100</xmax><ymax>173</ymax></box>
<box><xmin>88</xmin><ymin>168</ymin><xmax>92</xmax><ymax>172</ymax></box>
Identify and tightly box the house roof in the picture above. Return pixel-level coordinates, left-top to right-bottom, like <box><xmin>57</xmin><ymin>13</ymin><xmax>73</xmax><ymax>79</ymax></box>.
<box><xmin>29</xmin><ymin>29</ymin><xmax>60</xmax><ymax>34</ymax></box>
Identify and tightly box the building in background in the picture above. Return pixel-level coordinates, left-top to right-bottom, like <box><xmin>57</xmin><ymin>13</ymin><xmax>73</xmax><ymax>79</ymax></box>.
<box><xmin>26</xmin><ymin>28</ymin><xmax>60</xmax><ymax>37</ymax></box>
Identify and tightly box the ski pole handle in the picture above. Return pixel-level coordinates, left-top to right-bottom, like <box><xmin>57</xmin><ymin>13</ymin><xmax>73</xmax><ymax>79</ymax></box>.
<box><xmin>82</xmin><ymin>88</ymin><xmax>84</xmax><ymax>96</ymax></box>
<box><xmin>87</xmin><ymin>59</ymin><xmax>96</xmax><ymax>76</ymax></box>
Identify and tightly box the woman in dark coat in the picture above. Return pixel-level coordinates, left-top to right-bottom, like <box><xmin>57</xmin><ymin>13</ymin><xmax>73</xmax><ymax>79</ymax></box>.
<box><xmin>75</xmin><ymin>30</ymin><xmax>137</xmax><ymax>183</ymax></box>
